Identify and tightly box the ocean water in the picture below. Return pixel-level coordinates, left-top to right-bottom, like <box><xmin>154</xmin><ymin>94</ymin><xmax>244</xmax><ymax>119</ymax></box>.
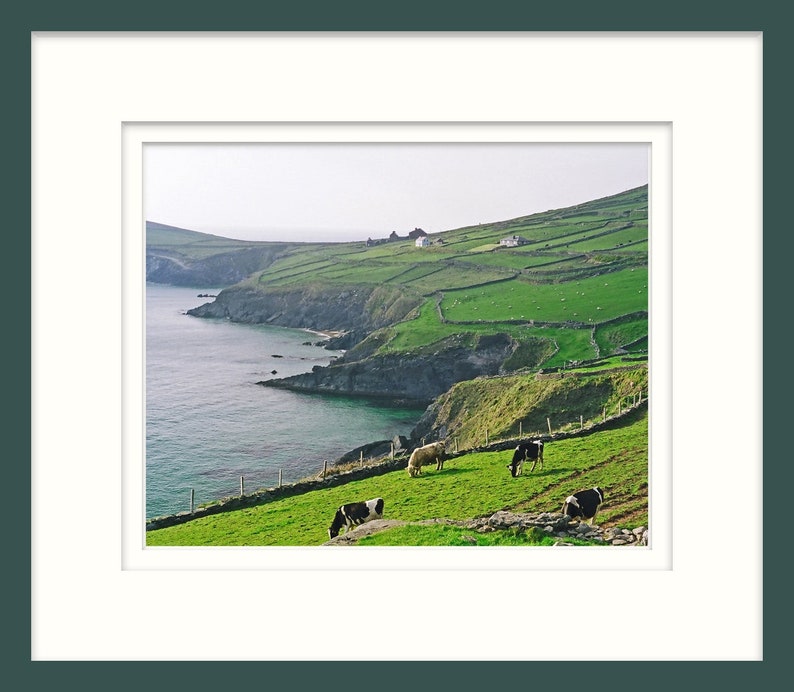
<box><xmin>146</xmin><ymin>284</ymin><xmax>423</xmax><ymax>519</ymax></box>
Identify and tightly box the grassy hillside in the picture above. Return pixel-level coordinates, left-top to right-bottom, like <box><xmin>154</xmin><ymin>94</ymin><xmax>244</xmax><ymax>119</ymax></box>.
<box><xmin>146</xmin><ymin>406</ymin><xmax>648</xmax><ymax>547</ymax></box>
<box><xmin>417</xmin><ymin>365</ymin><xmax>648</xmax><ymax>449</ymax></box>
<box><xmin>146</xmin><ymin>221</ymin><xmax>283</xmax><ymax>260</ymax></box>
<box><xmin>149</xmin><ymin>186</ymin><xmax>647</xmax><ymax>369</ymax></box>
<box><xmin>245</xmin><ymin>185</ymin><xmax>648</xmax><ymax>367</ymax></box>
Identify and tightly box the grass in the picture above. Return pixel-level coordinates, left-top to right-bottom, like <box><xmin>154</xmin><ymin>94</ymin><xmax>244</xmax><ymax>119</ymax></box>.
<box><xmin>440</xmin><ymin>267</ymin><xmax>648</xmax><ymax>324</ymax></box>
<box><xmin>146</xmin><ymin>408</ymin><xmax>648</xmax><ymax>547</ymax></box>
<box><xmin>422</xmin><ymin>366</ymin><xmax>649</xmax><ymax>449</ymax></box>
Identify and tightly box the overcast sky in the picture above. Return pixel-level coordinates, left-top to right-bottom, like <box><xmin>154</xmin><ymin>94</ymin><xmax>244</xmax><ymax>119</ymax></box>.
<box><xmin>144</xmin><ymin>142</ymin><xmax>649</xmax><ymax>243</ymax></box>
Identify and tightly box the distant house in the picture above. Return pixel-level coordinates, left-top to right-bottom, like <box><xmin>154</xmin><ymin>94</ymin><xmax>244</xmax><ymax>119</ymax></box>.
<box><xmin>408</xmin><ymin>227</ymin><xmax>427</xmax><ymax>240</ymax></box>
<box><xmin>500</xmin><ymin>235</ymin><xmax>529</xmax><ymax>247</ymax></box>
<box><xmin>415</xmin><ymin>237</ymin><xmax>431</xmax><ymax>247</ymax></box>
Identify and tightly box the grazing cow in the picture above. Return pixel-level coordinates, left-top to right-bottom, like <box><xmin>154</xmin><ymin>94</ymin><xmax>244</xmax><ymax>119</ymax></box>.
<box><xmin>507</xmin><ymin>440</ymin><xmax>544</xmax><ymax>477</ymax></box>
<box><xmin>407</xmin><ymin>441</ymin><xmax>446</xmax><ymax>477</ymax></box>
<box><xmin>328</xmin><ymin>497</ymin><xmax>385</xmax><ymax>539</ymax></box>
<box><xmin>561</xmin><ymin>487</ymin><xmax>605</xmax><ymax>524</ymax></box>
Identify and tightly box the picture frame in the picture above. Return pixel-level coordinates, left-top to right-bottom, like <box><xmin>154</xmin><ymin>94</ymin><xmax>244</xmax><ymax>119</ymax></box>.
<box><xmin>22</xmin><ymin>2</ymin><xmax>774</xmax><ymax>682</ymax></box>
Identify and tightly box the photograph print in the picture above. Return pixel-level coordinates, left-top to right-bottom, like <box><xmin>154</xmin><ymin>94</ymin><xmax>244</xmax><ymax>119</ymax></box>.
<box><xmin>143</xmin><ymin>141</ymin><xmax>650</xmax><ymax>549</ymax></box>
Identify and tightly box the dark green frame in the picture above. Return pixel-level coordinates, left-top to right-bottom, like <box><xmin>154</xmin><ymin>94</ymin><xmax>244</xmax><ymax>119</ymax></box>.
<box><xmin>13</xmin><ymin>1</ymin><xmax>782</xmax><ymax>688</ymax></box>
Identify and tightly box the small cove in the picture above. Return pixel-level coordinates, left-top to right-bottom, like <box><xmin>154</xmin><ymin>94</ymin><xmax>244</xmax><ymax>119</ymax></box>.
<box><xmin>146</xmin><ymin>284</ymin><xmax>424</xmax><ymax>519</ymax></box>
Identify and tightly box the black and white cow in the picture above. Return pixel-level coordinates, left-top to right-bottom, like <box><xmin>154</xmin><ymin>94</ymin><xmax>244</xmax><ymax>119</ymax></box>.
<box><xmin>328</xmin><ymin>497</ymin><xmax>385</xmax><ymax>539</ymax></box>
<box><xmin>507</xmin><ymin>440</ymin><xmax>544</xmax><ymax>477</ymax></box>
<box><xmin>561</xmin><ymin>487</ymin><xmax>605</xmax><ymax>524</ymax></box>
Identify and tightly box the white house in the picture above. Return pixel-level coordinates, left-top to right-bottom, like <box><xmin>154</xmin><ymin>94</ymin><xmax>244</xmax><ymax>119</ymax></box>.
<box><xmin>500</xmin><ymin>235</ymin><xmax>528</xmax><ymax>247</ymax></box>
<box><xmin>415</xmin><ymin>237</ymin><xmax>431</xmax><ymax>247</ymax></box>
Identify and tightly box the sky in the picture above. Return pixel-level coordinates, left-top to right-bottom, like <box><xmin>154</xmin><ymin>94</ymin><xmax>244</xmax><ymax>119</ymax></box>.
<box><xmin>144</xmin><ymin>142</ymin><xmax>649</xmax><ymax>243</ymax></box>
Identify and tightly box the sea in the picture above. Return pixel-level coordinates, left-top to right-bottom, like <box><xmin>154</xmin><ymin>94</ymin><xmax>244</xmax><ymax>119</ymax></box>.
<box><xmin>145</xmin><ymin>283</ymin><xmax>424</xmax><ymax>519</ymax></box>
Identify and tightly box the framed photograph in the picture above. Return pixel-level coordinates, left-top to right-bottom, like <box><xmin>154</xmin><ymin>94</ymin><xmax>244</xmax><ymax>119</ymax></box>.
<box><xmin>32</xmin><ymin>31</ymin><xmax>762</xmax><ymax>663</ymax></box>
<box><xmin>126</xmin><ymin>123</ymin><xmax>667</xmax><ymax>574</ymax></box>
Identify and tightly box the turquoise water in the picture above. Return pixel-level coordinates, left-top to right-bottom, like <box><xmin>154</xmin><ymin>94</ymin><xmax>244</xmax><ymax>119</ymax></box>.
<box><xmin>146</xmin><ymin>284</ymin><xmax>423</xmax><ymax>519</ymax></box>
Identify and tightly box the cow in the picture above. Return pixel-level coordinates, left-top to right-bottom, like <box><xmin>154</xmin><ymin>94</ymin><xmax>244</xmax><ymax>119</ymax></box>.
<box><xmin>507</xmin><ymin>440</ymin><xmax>544</xmax><ymax>477</ymax></box>
<box><xmin>407</xmin><ymin>441</ymin><xmax>445</xmax><ymax>477</ymax></box>
<box><xmin>561</xmin><ymin>487</ymin><xmax>605</xmax><ymax>525</ymax></box>
<box><xmin>328</xmin><ymin>497</ymin><xmax>385</xmax><ymax>539</ymax></box>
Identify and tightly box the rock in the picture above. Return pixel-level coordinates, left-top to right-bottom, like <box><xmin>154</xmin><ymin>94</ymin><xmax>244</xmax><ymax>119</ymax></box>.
<box><xmin>259</xmin><ymin>332</ymin><xmax>525</xmax><ymax>405</ymax></box>
<box><xmin>392</xmin><ymin>435</ymin><xmax>410</xmax><ymax>451</ymax></box>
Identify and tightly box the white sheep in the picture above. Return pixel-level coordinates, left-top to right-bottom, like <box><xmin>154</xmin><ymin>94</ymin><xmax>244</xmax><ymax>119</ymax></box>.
<box><xmin>407</xmin><ymin>441</ymin><xmax>446</xmax><ymax>477</ymax></box>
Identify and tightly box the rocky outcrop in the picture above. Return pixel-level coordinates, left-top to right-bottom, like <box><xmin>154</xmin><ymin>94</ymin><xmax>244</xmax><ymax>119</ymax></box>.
<box><xmin>323</xmin><ymin>511</ymin><xmax>649</xmax><ymax>546</ymax></box>
<box><xmin>258</xmin><ymin>332</ymin><xmax>522</xmax><ymax>405</ymax></box>
<box><xmin>187</xmin><ymin>283</ymin><xmax>420</xmax><ymax>339</ymax></box>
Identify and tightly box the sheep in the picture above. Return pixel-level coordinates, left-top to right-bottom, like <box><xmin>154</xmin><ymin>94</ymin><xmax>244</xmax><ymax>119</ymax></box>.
<box><xmin>406</xmin><ymin>441</ymin><xmax>446</xmax><ymax>477</ymax></box>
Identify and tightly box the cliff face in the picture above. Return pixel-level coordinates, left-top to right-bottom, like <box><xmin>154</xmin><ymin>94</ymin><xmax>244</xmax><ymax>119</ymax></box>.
<box><xmin>258</xmin><ymin>333</ymin><xmax>521</xmax><ymax>406</ymax></box>
<box><xmin>146</xmin><ymin>245</ymin><xmax>290</xmax><ymax>287</ymax></box>
<box><xmin>187</xmin><ymin>283</ymin><xmax>421</xmax><ymax>339</ymax></box>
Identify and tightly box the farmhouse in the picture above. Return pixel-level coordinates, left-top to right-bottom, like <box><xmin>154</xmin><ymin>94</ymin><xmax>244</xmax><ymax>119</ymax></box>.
<box><xmin>415</xmin><ymin>236</ymin><xmax>431</xmax><ymax>247</ymax></box>
<box><xmin>500</xmin><ymin>235</ymin><xmax>529</xmax><ymax>247</ymax></box>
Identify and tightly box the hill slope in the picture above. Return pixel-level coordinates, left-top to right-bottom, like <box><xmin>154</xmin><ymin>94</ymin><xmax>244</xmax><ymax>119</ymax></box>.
<box><xmin>182</xmin><ymin>185</ymin><xmax>648</xmax><ymax>400</ymax></box>
<box><xmin>146</xmin><ymin>406</ymin><xmax>648</xmax><ymax>546</ymax></box>
<box><xmin>146</xmin><ymin>221</ymin><xmax>299</xmax><ymax>286</ymax></box>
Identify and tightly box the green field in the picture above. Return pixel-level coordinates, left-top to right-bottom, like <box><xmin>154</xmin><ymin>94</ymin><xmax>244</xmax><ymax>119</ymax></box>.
<box><xmin>146</xmin><ymin>408</ymin><xmax>648</xmax><ymax>546</ymax></box>
<box><xmin>440</xmin><ymin>267</ymin><xmax>647</xmax><ymax>324</ymax></box>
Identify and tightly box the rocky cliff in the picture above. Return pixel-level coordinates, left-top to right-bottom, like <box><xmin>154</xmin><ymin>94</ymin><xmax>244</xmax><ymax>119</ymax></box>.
<box><xmin>146</xmin><ymin>245</ymin><xmax>290</xmax><ymax>287</ymax></box>
<box><xmin>258</xmin><ymin>332</ymin><xmax>526</xmax><ymax>405</ymax></box>
<box><xmin>187</xmin><ymin>283</ymin><xmax>421</xmax><ymax>343</ymax></box>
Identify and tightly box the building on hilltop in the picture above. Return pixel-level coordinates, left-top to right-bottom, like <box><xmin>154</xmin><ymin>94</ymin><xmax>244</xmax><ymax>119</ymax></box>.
<box><xmin>500</xmin><ymin>235</ymin><xmax>529</xmax><ymax>247</ymax></box>
<box><xmin>415</xmin><ymin>236</ymin><xmax>431</xmax><ymax>247</ymax></box>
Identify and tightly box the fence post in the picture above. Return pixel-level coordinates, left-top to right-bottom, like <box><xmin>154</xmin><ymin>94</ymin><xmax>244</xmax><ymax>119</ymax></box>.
<box><xmin>603</xmin><ymin>407</ymin><xmax>606</xmax><ymax>421</ymax></box>
<box><xmin>190</xmin><ymin>488</ymin><xmax>194</xmax><ymax>514</ymax></box>
<box><xmin>390</xmin><ymin>442</ymin><xmax>394</xmax><ymax>459</ymax></box>
<box><xmin>485</xmin><ymin>429</ymin><xmax>489</xmax><ymax>446</ymax></box>
<box><xmin>618</xmin><ymin>401</ymin><xmax>622</xmax><ymax>415</ymax></box>
<box><xmin>519</xmin><ymin>421</ymin><xmax>523</xmax><ymax>437</ymax></box>
<box><xmin>322</xmin><ymin>460</ymin><xmax>327</xmax><ymax>479</ymax></box>
<box><xmin>547</xmin><ymin>417</ymin><xmax>552</xmax><ymax>434</ymax></box>
<box><xmin>360</xmin><ymin>450</ymin><xmax>364</xmax><ymax>467</ymax></box>
<box><xmin>240</xmin><ymin>476</ymin><xmax>244</xmax><ymax>497</ymax></box>
<box><xmin>455</xmin><ymin>437</ymin><xmax>458</xmax><ymax>454</ymax></box>
<box><xmin>278</xmin><ymin>469</ymin><xmax>282</xmax><ymax>487</ymax></box>
<box><xmin>580</xmin><ymin>414</ymin><xmax>583</xmax><ymax>430</ymax></box>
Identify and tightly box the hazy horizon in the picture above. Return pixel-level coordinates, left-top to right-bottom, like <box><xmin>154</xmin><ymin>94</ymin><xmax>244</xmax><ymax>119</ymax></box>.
<box><xmin>144</xmin><ymin>142</ymin><xmax>649</xmax><ymax>243</ymax></box>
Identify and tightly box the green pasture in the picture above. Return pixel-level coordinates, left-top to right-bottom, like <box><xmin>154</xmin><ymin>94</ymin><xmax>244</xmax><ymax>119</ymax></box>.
<box><xmin>594</xmin><ymin>317</ymin><xmax>649</xmax><ymax>356</ymax></box>
<box><xmin>441</xmin><ymin>266</ymin><xmax>648</xmax><ymax>324</ymax></box>
<box><xmin>146</xmin><ymin>410</ymin><xmax>648</xmax><ymax>547</ymax></box>
<box><xmin>378</xmin><ymin>297</ymin><xmax>603</xmax><ymax>365</ymax></box>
